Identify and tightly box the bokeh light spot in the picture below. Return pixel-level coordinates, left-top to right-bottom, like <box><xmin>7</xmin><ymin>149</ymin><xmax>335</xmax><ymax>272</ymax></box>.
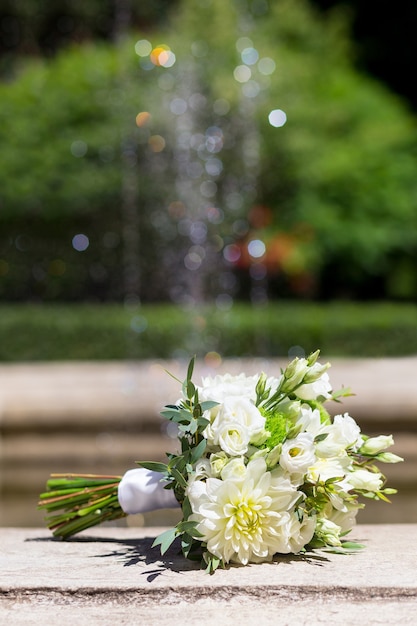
<box><xmin>72</xmin><ymin>233</ymin><xmax>89</xmax><ymax>252</ymax></box>
<box><xmin>70</xmin><ymin>140</ymin><xmax>88</xmax><ymax>158</ymax></box>
<box><xmin>170</xmin><ymin>98</ymin><xmax>187</xmax><ymax>115</ymax></box>
<box><xmin>130</xmin><ymin>315</ymin><xmax>148</xmax><ymax>334</ymax></box>
<box><xmin>147</xmin><ymin>43</ymin><xmax>176</xmax><ymax>67</ymax></box>
<box><xmin>234</xmin><ymin>65</ymin><xmax>251</xmax><ymax>83</ymax></box>
<box><xmin>241</xmin><ymin>47</ymin><xmax>259</xmax><ymax>65</ymax></box>
<box><xmin>248</xmin><ymin>239</ymin><xmax>266</xmax><ymax>258</ymax></box>
<box><xmin>148</xmin><ymin>135</ymin><xmax>166</xmax><ymax>152</ymax></box>
<box><xmin>258</xmin><ymin>57</ymin><xmax>276</xmax><ymax>75</ymax></box>
<box><xmin>236</xmin><ymin>37</ymin><xmax>253</xmax><ymax>52</ymax></box>
<box><xmin>268</xmin><ymin>109</ymin><xmax>287</xmax><ymax>127</ymax></box>
<box><xmin>204</xmin><ymin>351</ymin><xmax>223</xmax><ymax>368</ymax></box>
<box><xmin>223</xmin><ymin>244</ymin><xmax>241</xmax><ymax>263</ymax></box>
<box><xmin>135</xmin><ymin>39</ymin><xmax>152</xmax><ymax>56</ymax></box>
<box><xmin>136</xmin><ymin>111</ymin><xmax>151</xmax><ymax>127</ymax></box>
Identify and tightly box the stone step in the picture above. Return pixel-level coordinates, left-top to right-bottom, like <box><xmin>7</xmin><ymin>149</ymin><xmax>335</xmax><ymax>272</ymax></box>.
<box><xmin>1</xmin><ymin>357</ymin><xmax>417</xmax><ymax>428</ymax></box>
<box><xmin>1</xmin><ymin>525</ymin><xmax>416</xmax><ymax>625</ymax></box>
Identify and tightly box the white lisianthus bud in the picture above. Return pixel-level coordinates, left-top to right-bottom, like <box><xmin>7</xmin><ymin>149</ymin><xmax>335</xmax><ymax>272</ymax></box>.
<box><xmin>281</xmin><ymin>358</ymin><xmax>309</xmax><ymax>392</ymax></box>
<box><xmin>302</xmin><ymin>361</ymin><xmax>331</xmax><ymax>384</ymax></box>
<box><xmin>375</xmin><ymin>452</ymin><xmax>404</xmax><ymax>464</ymax></box>
<box><xmin>359</xmin><ymin>435</ymin><xmax>394</xmax><ymax>455</ymax></box>
<box><xmin>315</xmin><ymin>518</ymin><xmax>342</xmax><ymax>547</ymax></box>
<box><xmin>265</xmin><ymin>444</ymin><xmax>282</xmax><ymax>469</ymax></box>
<box><xmin>347</xmin><ymin>469</ymin><xmax>383</xmax><ymax>492</ymax></box>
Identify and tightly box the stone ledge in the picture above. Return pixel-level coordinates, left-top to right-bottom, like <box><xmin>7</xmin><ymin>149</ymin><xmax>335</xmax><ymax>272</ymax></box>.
<box><xmin>1</xmin><ymin>357</ymin><xmax>417</xmax><ymax>426</ymax></box>
<box><xmin>1</xmin><ymin>525</ymin><xmax>417</xmax><ymax>624</ymax></box>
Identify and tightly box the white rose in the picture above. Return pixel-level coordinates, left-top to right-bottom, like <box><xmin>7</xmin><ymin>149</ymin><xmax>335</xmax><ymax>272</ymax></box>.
<box><xmin>216</xmin><ymin>421</ymin><xmax>251</xmax><ymax>456</ymax></box>
<box><xmin>209</xmin><ymin>452</ymin><xmax>229</xmax><ymax>477</ymax></box>
<box><xmin>307</xmin><ymin>454</ymin><xmax>351</xmax><ymax>483</ymax></box>
<box><xmin>316</xmin><ymin>413</ymin><xmax>363</xmax><ymax>457</ymax></box>
<box><xmin>282</xmin><ymin>512</ymin><xmax>316</xmax><ymax>554</ymax></box>
<box><xmin>294</xmin><ymin>405</ymin><xmax>323</xmax><ymax>437</ymax></box>
<box><xmin>295</xmin><ymin>371</ymin><xmax>332</xmax><ymax>401</ymax></box>
<box><xmin>279</xmin><ymin>433</ymin><xmax>316</xmax><ymax>475</ymax></box>
<box><xmin>323</xmin><ymin>502</ymin><xmax>359</xmax><ymax>533</ymax></box>
<box><xmin>198</xmin><ymin>373</ymin><xmax>259</xmax><ymax>403</ymax></box>
<box><xmin>206</xmin><ymin>396</ymin><xmax>266</xmax><ymax>451</ymax></box>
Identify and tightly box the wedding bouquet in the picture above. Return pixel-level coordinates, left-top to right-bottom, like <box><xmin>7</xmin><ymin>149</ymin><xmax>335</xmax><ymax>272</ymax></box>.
<box><xmin>38</xmin><ymin>351</ymin><xmax>402</xmax><ymax>572</ymax></box>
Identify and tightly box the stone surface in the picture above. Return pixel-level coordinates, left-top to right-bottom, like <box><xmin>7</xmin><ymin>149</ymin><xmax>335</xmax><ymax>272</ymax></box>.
<box><xmin>1</xmin><ymin>356</ymin><xmax>417</xmax><ymax>425</ymax></box>
<box><xmin>1</xmin><ymin>525</ymin><xmax>417</xmax><ymax>624</ymax></box>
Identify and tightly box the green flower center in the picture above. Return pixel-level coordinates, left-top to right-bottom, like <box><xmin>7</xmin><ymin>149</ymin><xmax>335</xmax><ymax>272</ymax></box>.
<box><xmin>261</xmin><ymin>409</ymin><xmax>289</xmax><ymax>449</ymax></box>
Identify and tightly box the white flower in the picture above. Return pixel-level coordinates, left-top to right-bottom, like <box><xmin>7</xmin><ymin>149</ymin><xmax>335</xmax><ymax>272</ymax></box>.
<box><xmin>187</xmin><ymin>457</ymin><xmax>303</xmax><ymax>565</ymax></box>
<box><xmin>279</xmin><ymin>433</ymin><xmax>316</xmax><ymax>475</ymax></box>
<box><xmin>281</xmin><ymin>512</ymin><xmax>316</xmax><ymax>553</ymax></box>
<box><xmin>220</xmin><ymin>457</ymin><xmax>247</xmax><ymax>480</ymax></box>
<box><xmin>346</xmin><ymin>469</ymin><xmax>383</xmax><ymax>493</ymax></box>
<box><xmin>315</xmin><ymin>517</ymin><xmax>342</xmax><ymax>547</ymax></box>
<box><xmin>215</xmin><ymin>421</ymin><xmax>251</xmax><ymax>456</ymax></box>
<box><xmin>307</xmin><ymin>454</ymin><xmax>351</xmax><ymax>483</ymax></box>
<box><xmin>315</xmin><ymin>413</ymin><xmax>363</xmax><ymax>457</ymax></box>
<box><xmin>209</xmin><ymin>452</ymin><xmax>229</xmax><ymax>477</ymax></box>
<box><xmin>198</xmin><ymin>373</ymin><xmax>259</xmax><ymax>403</ymax></box>
<box><xmin>323</xmin><ymin>502</ymin><xmax>359</xmax><ymax>533</ymax></box>
<box><xmin>205</xmin><ymin>396</ymin><xmax>267</xmax><ymax>455</ymax></box>
<box><xmin>293</xmin><ymin>405</ymin><xmax>323</xmax><ymax>437</ymax></box>
<box><xmin>295</xmin><ymin>371</ymin><xmax>332</xmax><ymax>401</ymax></box>
<box><xmin>359</xmin><ymin>435</ymin><xmax>394</xmax><ymax>456</ymax></box>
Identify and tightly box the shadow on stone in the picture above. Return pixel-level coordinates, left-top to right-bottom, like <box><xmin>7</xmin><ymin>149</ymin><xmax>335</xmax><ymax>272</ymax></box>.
<box><xmin>26</xmin><ymin>533</ymin><xmax>331</xmax><ymax>582</ymax></box>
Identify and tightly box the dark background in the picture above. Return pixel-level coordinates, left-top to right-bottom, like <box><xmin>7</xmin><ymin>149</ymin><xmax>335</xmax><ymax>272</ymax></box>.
<box><xmin>1</xmin><ymin>1</ymin><xmax>416</xmax><ymax>110</ymax></box>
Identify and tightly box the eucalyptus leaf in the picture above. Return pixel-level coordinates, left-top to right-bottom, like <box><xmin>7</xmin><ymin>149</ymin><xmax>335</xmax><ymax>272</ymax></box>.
<box><xmin>136</xmin><ymin>461</ymin><xmax>169</xmax><ymax>474</ymax></box>
<box><xmin>152</xmin><ymin>528</ymin><xmax>178</xmax><ymax>555</ymax></box>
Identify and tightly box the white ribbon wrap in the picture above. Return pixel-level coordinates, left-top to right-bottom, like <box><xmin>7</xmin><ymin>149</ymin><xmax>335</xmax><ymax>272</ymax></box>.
<box><xmin>117</xmin><ymin>468</ymin><xmax>179</xmax><ymax>515</ymax></box>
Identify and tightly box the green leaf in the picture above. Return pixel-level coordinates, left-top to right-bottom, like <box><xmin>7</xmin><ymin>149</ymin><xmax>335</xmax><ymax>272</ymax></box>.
<box><xmin>170</xmin><ymin>468</ymin><xmax>188</xmax><ymax>489</ymax></box>
<box><xmin>176</xmin><ymin>520</ymin><xmax>203</xmax><ymax>537</ymax></box>
<box><xmin>187</xmin><ymin>380</ymin><xmax>196</xmax><ymax>399</ymax></box>
<box><xmin>160</xmin><ymin>407</ymin><xmax>180</xmax><ymax>420</ymax></box>
<box><xmin>136</xmin><ymin>461</ymin><xmax>169</xmax><ymax>474</ymax></box>
<box><xmin>190</xmin><ymin>438</ymin><xmax>207</xmax><ymax>463</ymax></box>
<box><xmin>187</xmin><ymin>356</ymin><xmax>195</xmax><ymax>383</ymax></box>
<box><xmin>152</xmin><ymin>528</ymin><xmax>178</xmax><ymax>555</ymax></box>
<box><xmin>200</xmin><ymin>401</ymin><xmax>219</xmax><ymax>412</ymax></box>
<box><xmin>197</xmin><ymin>416</ymin><xmax>210</xmax><ymax>429</ymax></box>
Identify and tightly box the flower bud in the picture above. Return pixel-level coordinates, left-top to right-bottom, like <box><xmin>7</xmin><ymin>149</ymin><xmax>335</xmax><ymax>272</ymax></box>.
<box><xmin>376</xmin><ymin>452</ymin><xmax>404</xmax><ymax>464</ymax></box>
<box><xmin>359</xmin><ymin>435</ymin><xmax>394</xmax><ymax>456</ymax></box>
<box><xmin>302</xmin><ymin>361</ymin><xmax>331</xmax><ymax>384</ymax></box>
<box><xmin>281</xmin><ymin>358</ymin><xmax>309</xmax><ymax>393</ymax></box>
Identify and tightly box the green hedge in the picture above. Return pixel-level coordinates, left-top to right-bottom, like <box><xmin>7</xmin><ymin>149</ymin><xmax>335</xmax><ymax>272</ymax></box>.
<box><xmin>0</xmin><ymin>302</ymin><xmax>416</xmax><ymax>361</ymax></box>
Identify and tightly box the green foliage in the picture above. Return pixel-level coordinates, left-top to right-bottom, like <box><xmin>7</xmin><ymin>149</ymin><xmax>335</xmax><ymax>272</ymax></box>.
<box><xmin>1</xmin><ymin>0</ymin><xmax>417</xmax><ymax>301</ymax></box>
<box><xmin>0</xmin><ymin>301</ymin><xmax>416</xmax><ymax>362</ymax></box>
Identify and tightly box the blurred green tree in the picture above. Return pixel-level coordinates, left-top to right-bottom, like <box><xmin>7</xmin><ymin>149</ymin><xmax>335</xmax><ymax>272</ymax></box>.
<box><xmin>0</xmin><ymin>0</ymin><xmax>416</xmax><ymax>302</ymax></box>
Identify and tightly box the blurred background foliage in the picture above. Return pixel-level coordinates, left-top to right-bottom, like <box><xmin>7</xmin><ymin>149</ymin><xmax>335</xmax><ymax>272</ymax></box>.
<box><xmin>0</xmin><ymin>0</ymin><xmax>417</xmax><ymax>356</ymax></box>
